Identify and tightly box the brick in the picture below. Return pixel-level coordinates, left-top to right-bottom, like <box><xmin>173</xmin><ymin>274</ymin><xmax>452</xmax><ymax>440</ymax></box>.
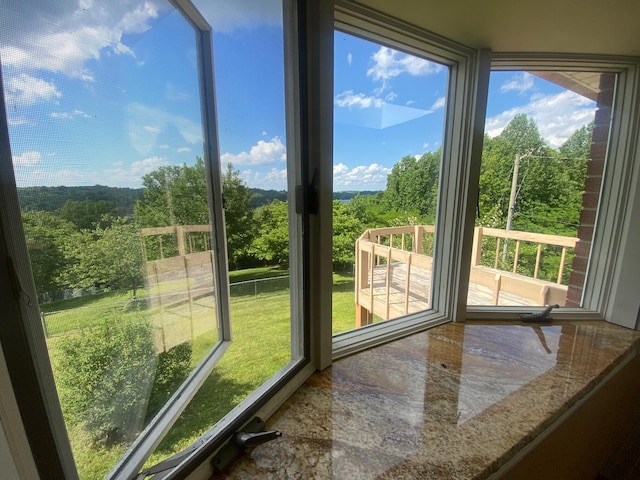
<box><xmin>598</xmin><ymin>73</ymin><xmax>617</xmax><ymax>93</ymax></box>
<box><xmin>594</xmin><ymin>106</ymin><xmax>613</xmax><ymax>126</ymax></box>
<box><xmin>579</xmin><ymin>208</ymin><xmax>597</xmax><ymax>226</ymax></box>
<box><xmin>591</xmin><ymin>125</ymin><xmax>611</xmax><ymax>144</ymax></box>
<box><xmin>574</xmin><ymin>240</ymin><xmax>591</xmax><ymax>257</ymax></box>
<box><xmin>571</xmin><ymin>255</ymin><xmax>588</xmax><ymax>274</ymax></box>
<box><xmin>584</xmin><ymin>175</ymin><xmax>603</xmax><ymax>192</ymax></box>
<box><xmin>565</xmin><ymin>298</ymin><xmax>581</xmax><ymax>308</ymax></box>
<box><xmin>587</xmin><ymin>157</ymin><xmax>605</xmax><ymax>175</ymax></box>
<box><xmin>578</xmin><ymin>225</ymin><xmax>594</xmax><ymax>241</ymax></box>
<box><xmin>582</xmin><ymin>192</ymin><xmax>600</xmax><ymax>209</ymax></box>
<box><xmin>569</xmin><ymin>271</ymin><xmax>586</xmax><ymax>287</ymax></box>
<box><xmin>566</xmin><ymin>285</ymin><xmax>584</xmax><ymax>303</ymax></box>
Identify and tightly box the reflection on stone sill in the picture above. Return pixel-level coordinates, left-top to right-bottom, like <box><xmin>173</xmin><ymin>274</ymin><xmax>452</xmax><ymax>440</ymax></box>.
<box><xmin>219</xmin><ymin>321</ymin><xmax>640</xmax><ymax>479</ymax></box>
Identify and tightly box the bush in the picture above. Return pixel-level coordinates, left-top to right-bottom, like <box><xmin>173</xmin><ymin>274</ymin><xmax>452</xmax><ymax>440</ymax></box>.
<box><xmin>146</xmin><ymin>342</ymin><xmax>193</xmax><ymax>422</ymax></box>
<box><xmin>57</xmin><ymin>314</ymin><xmax>157</xmax><ymax>445</ymax></box>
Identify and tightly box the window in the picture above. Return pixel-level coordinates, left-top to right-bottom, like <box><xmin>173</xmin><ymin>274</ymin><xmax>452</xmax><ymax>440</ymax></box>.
<box><xmin>2</xmin><ymin>1</ymin><xmax>640</xmax><ymax>478</ymax></box>
<box><xmin>331</xmin><ymin>3</ymin><xmax>490</xmax><ymax>357</ymax></box>
<box><xmin>0</xmin><ymin>0</ymin><xmax>316</xmax><ymax>478</ymax></box>
<box><xmin>467</xmin><ymin>69</ymin><xmax>615</xmax><ymax>310</ymax></box>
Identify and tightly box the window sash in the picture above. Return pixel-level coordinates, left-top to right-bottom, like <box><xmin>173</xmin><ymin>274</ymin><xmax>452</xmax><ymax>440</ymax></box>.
<box><xmin>331</xmin><ymin>1</ymin><xmax>490</xmax><ymax>358</ymax></box>
<box><xmin>466</xmin><ymin>55</ymin><xmax>640</xmax><ymax>324</ymax></box>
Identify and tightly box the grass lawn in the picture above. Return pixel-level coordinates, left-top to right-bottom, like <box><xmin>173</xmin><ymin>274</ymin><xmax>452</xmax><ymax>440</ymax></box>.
<box><xmin>45</xmin><ymin>268</ymin><xmax>357</xmax><ymax>480</ymax></box>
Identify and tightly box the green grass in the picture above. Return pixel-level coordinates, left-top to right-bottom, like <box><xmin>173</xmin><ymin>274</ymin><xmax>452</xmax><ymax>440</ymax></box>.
<box><xmin>45</xmin><ymin>269</ymin><xmax>357</xmax><ymax>479</ymax></box>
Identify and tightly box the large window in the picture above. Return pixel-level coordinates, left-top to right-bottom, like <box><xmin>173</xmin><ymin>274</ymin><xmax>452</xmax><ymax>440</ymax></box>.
<box><xmin>0</xmin><ymin>0</ymin><xmax>312</xmax><ymax>479</ymax></box>
<box><xmin>2</xmin><ymin>1</ymin><xmax>640</xmax><ymax>479</ymax></box>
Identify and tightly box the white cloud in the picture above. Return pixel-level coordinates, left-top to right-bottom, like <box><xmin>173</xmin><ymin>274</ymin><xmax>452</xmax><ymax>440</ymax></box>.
<box><xmin>500</xmin><ymin>72</ymin><xmax>535</xmax><ymax>94</ymax></box>
<box><xmin>347</xmin><ymin>53</ymin><xmax>353</xmax><ymax>66</ymax></box>
<box><xmin>367</xmin><ymin>47</ymin><xmax>443</xmax><ymax>86</ymax></box>
<box><xmin>130</xmin><ymin>156</ymin><xmax>168</xmax><ymax>175</ymax></box>
<box><xmin>485</xmin><ymin>90</ymin><xmax>596</xmax><ymax>147</ymax></box>
<box><xmin>0</xmin><ymin>1</ymin><xmax>162</xmax><ymax>80</ymax></box>
<box><xmin>12</xmin><ymin>151</ymin><xmax>41</xmax><ymax>167</ymax></box>
<box><xmin>334</xmin><ymin>91</ymin><xmax>382</xmax><ymax>109</ymax></box>
<box><xmin>127</xmin><ymin>102</ymin><xmax>202</xmax><ymax>154</ymax></box>
<box><xmin>240</xmin><ymin>167</ymin><xmax>288</xmax><ymax>190</ymax></box>
<box><xmin>5</xmin><ymin>74</ymin><xmax>61</xmax><ymax>107</ymax></box>
<box><xmin>333</xmin><ymin>162</ymin><xmax>391</xmax><ymax>190</ymax></box>
<box><xmin>221</xmin><ymin>137</ymin><xmax>286</xmax><ymax>166</ymax></box>
<box><xmin>176</xmin><ymin>147</ymin><xmax>191</xmax><ymax>153</ymax></box>
<box><xmin>430</xmin><ymin>96</ymin><xmax>446</xmax><ymax>111</ymax></box>
<box><xmin>50</xmin><ymin>109</ymin><xmax>91</xmax><ymax>120</ymax></box>
<box><xmin>191</xmin><ymin>0</ymin><xmax>282</xmax><ymax>33</ymax></box>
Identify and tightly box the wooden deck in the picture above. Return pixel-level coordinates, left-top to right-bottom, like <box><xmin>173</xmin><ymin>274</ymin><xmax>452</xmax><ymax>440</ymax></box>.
<box><xmin>358</xmin><ymin>263</ymin><xmax>540</xmax><ymax>322</ymax></box>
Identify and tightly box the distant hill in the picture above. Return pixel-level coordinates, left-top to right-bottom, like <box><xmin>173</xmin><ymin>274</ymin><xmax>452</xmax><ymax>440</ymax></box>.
<box><xmin>249</xmin><ymin>188</ymin><xmax>380</xmax><ymax>208</ymax></box>
<box><xmin>17</xmin><ymin>185</ymin><xmax>381</xmax><ymax>214</ymax></box>
<box><xmin>17</xmin><ymin>185</ymin><xmax>144</xmax><ymax>216</ymax></box>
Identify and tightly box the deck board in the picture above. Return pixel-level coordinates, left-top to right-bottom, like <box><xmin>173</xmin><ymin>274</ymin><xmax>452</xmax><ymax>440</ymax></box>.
<box><xmin>359</xmin><ymin>262</ymin><xmax>538</xmax><ymax>320</ymax></box>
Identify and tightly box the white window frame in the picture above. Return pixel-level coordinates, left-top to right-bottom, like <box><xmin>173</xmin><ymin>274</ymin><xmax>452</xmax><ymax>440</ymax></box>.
<box><xmin>330</xmin><ymin>1</ymin><xmax>491</xmax><ymax>359</ymax></box>
<box><xmin>465</xmin><ymin>55</ymin><xmax>640</xmax><ymax>327</ymax></box>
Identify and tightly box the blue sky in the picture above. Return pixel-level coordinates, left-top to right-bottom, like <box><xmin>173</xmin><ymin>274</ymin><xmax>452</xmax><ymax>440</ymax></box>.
<box><xmin>1</xmin><ymin>0</ymin><xmax>597</xmax><ymax>192</ymax></box>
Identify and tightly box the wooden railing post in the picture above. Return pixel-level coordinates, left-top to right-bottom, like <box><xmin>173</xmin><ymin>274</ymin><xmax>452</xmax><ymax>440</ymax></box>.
<box><xmin>176</xmin><ymin>226</ymin><xmax>186</xmax><ymax>256</ymax></box>
<box><xmin>471</xmin><ymin>227</ymin><xmax>483</xmax><ymax>266</ymax></box>
<box><xmin>414</xmin><ymin>225</ymin><xmax>423</xmax><ymax>254</ymax></box>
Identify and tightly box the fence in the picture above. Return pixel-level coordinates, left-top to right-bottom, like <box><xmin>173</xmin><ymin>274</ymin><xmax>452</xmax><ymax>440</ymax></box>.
<box><xmin>41</xmin><ymin>275</ymin><xmax>291</xmax><ymax>347</ymax></box>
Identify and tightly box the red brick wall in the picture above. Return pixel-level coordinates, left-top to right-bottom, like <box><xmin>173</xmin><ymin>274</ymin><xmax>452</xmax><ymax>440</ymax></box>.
<box><xmin>565</xmin><ymin>73</ymin><xmax>616</xmax><ymax>307</ymax></box>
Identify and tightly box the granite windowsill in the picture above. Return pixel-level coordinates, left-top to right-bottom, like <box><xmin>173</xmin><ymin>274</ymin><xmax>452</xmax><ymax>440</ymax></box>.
<box><xmin>217</xmin><ymin>321</ymin><xmax>640</xmax><ymax>479</ymax></box>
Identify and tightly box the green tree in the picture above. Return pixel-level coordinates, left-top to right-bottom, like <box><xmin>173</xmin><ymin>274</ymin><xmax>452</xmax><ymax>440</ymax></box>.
<box><xmin>251</xmin><ymin>200</ymin><xmax>289</xmax><ymax>266</ymax></box>
<box><xmin>382</xmin><ymin>149</ymin><xmax>441</xmax><ymax>221</ymax></box>
<box><xmin>135</xmin><ymin>158</ymin><xmax>209</xmax><ymax>228</ymax></box>
<box><xmin>222</xmin><ymin>163</ymin><xmax>254</xmax><ymax>269</ymax></box>
<box><xmin>62</xmin><ymin>216</ymin><xmax>144</xmax><ymax>295</ymax></box>
<box><xmin>332</xmin><ymin>200</ymin><xmax>364</xmax><ymax>269</ymax></box>
<box><xmin>135</xmin><ymin>159</ymin><xmax>254</xmax><ymax>268</ymax></box>
<box><xmin>60</xmin><ymin>199</ymin><xmax>117</xmax><ymax>230</ymax></box>
<box><xmin>22</xmin><ymin>211</ymin><xmax>76</xmax><ymax>294</ymax></box>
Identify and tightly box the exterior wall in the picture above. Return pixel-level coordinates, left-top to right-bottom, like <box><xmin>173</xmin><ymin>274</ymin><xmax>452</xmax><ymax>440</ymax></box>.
<box><xmin>565</xmin><ymin>73</ymin><xmax>616</xmax><ymax>307</ymax></box>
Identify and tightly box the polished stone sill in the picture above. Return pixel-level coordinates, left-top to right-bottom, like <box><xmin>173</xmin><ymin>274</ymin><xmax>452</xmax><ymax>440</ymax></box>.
<box><xmin>219</xmin><ymin>321</ymin><xmax>640</xmax><ymax>479</ymax></box>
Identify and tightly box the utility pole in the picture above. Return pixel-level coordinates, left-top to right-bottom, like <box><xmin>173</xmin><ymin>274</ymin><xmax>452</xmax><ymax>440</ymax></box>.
<box><xmin>503</xmin><ymin>153</ymin><xmax>521</xmax><ymax>261</ymax></box>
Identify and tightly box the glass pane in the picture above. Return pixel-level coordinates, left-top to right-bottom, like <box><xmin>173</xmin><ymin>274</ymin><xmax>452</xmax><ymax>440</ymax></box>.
<box><xmin>1</xmin><ymin>2</ymin><xmax>215</xmax><ymax>478</ymax></box>
<box><xmin>332</xmin><ymin>32</ymin><xmax>449</xmax><ymax>335</ymax></box>
<box><xmin>468</xmin><ymin>71</ymin><xmax>614</xmax><ymax>308</ymax></box>
<box><xmin>143</xmin><ymin>0</ymin><xmax>292</xmax><ymax>469</ymax></box>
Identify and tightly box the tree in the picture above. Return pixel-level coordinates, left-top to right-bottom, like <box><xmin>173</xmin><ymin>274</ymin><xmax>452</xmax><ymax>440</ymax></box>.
<box><xmin>332</xmin><ymin>201</ymin><xmax>364</xmax><ymax>269</ymax></box>
<box><xmin>135</xmin><ymin>158</ymin><xmax>209</xmax><ymax>228</ymax></box>
<box><xmin>382</xmin><ymin>149</ymin><xmax>441</xmax><ymax>221</ymax></box>
<box><xmin>222</xmin><ymin>163</ymin><xmax>254</xmax><ymax>269</ymax></box>
<box><xmin>134</xmin><ymin>159</ymin><xmax>254</xmax><ymax>269</ymax></box>
<box><xmin>62</xmin><ymin>216</ymin><xmax>144</xmax><ymax>295</ymax></box>
<box><xmin>60</xmin><ymin>199</ymin><xmax>117</xmax><ymax>230</ymax></box>
<box><xmin>22</xmin><ymin>211</ymin><xmax>76</xmax><ymax>294</ymax></box>
<box><xmin>251</xmin><ymin>200</ymin><xmax>289</xmax><ymax>266</ymax></box>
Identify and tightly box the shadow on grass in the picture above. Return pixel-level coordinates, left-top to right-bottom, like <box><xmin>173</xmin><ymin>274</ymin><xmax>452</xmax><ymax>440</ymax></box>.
<box><xmin>146</xmin><ymin>368</ymin><xmax>256</xmax><ymax>464</ymax></box>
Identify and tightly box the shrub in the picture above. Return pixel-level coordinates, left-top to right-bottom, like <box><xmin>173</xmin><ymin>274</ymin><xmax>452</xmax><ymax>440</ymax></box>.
<box><xmin>57</xmin><ymin>313</ymin><xmax>157</xmax><ymax>445</ymax></box>
<box><xmin>146</xmin><ymin>342</ymin><xmax>193</xmax><ymax>422</ymax></box>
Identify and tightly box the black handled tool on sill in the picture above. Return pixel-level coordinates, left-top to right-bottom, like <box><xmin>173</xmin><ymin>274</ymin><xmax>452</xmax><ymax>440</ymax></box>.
<box><xmin>520</xmin><ymin>304</ymin><xmax>559</xmax><ymax>322</ymax></box>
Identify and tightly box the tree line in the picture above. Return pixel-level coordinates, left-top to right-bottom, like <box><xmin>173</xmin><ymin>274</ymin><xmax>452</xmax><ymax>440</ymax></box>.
<box><xmin>22</xmin><ymin>113</ymin><xmax>592</xmax><ymax>299</ymax></box>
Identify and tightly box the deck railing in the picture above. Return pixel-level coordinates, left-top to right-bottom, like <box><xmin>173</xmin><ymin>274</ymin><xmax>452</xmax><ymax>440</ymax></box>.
<box><xmin>355</xmin><ymin>225</ymin><xmax>579</xmax><ymax>325</ymax></box>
